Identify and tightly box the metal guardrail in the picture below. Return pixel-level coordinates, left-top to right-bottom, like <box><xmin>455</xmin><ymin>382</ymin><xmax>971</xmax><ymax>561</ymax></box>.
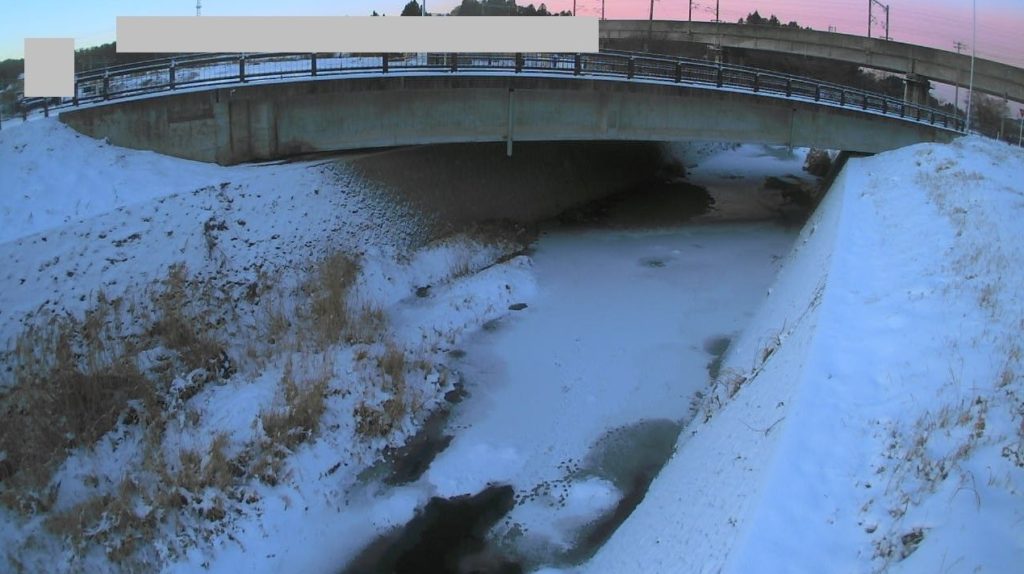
<box><xmin>17</xmin><ymin>51</ymin><xmax>963</xmax><ymax>132</ymax></box>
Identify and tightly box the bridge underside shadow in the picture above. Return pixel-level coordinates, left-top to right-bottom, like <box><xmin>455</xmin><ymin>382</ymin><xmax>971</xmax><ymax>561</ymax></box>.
<box><xmin>59</xmin><ymin>75</ymin><xmax>956</xmax><ymax>166</ymax></box>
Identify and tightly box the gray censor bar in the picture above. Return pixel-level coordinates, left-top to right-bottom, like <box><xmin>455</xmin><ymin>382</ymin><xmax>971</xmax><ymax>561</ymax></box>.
<box><xmin>116</xmin><ymin>16</ymin><xmax>599</xmax><ymax>53</ymax></box>
<box><xmin>24</xmin><ymin>38</ymin><xmax>74</xmax><ymax>97</ymax></box>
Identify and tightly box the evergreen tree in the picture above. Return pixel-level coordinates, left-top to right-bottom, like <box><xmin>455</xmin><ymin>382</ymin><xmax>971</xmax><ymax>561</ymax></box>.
<box><xmin>454</xmin><ymin>0</ymin><xmax>483</xmax><ymax>15</ymax></box>
<box><xmin>401</xmin><ymin>1</ymin><xmax>422</xmax><ymax>16</ymax></box>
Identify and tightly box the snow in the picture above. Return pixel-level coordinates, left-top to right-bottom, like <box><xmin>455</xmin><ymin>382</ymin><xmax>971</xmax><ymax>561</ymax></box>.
<box><xmin>584</xmin><ymin>137</ymin><xmax>1024</xmax><ymax>574</ymax></box>
<box><xmin>2</xmin><ymin>109</ymin><xmax>1020</xmax><ymax>574</ymax></box>
<box><xmin>425</xmin><ymin>223</ymin><xmax>795</xmax><ymax>504</ymax></box>
<box><xmin>0</xmin><ymin>119</ymin><xmax>535</xmax><ymax>572</ymax></box>
<box><xmin>0</xmin><ymin>119</ymin><xmax>235</xmax><ymax>244</ymax></box>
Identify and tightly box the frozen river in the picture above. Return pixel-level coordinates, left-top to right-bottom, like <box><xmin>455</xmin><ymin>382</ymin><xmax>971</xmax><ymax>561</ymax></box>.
<box><xmin>427</xmin><ymin>220</ymin><xmax>799</xmax><ymax>568</ymax></box>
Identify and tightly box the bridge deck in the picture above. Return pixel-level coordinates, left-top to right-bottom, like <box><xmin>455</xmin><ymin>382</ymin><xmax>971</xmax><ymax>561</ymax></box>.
<box><xmin>600</xmin><ymin>20</ymin><xmax>1024</xmax><ymax>104</ymax></box>
<box><xmin>58</xmin><ymin>62</ymin><xmax>959</xmax><ymax>165</ymax></box>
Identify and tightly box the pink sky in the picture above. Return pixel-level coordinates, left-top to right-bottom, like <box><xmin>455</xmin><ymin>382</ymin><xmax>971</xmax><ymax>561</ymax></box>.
<box><xmin>560</xmin><ymin>0</ymin><xmax>1023</xmax><ymax>68</ymax></box>
<box><xmin>2</xmin><ymin>1</ymin><xmax>1021</xmax><ymax>69</ymax></box>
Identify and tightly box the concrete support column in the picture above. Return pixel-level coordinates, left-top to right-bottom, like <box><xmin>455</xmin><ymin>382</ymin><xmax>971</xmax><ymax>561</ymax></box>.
<box><xmin>903</xmin><ymin>73</ymin><xmax>932</xmax><ymax>106</ymax></box>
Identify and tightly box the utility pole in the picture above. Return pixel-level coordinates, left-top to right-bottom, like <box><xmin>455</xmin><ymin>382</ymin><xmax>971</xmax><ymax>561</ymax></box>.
<box><xmin>1018</xmin><ymin>109</ymin><xmax>1023</xmax><ymax>147</ymax></box>
<box><xmin>966</xmin><ymin>0</ymin><xmax>976</xmax><ymax>133</ymax></box>
<box><xmin>645</xmin><ymin>0</ymin><xmax>656</xmax><ymax>52</ymax></box>
<box><xmin>689</xmin><ymin>0</ymin><xmax>693</xmax><ymax>22</ymax></box>
<box><xmin>1000</xmin><ymin>94</ymin><xmax>1008</xmax><ymax>140</ymax></box>
<box><xmin>573</xmin><ymin>0</ymin><xmax>576</xmax><ymax>16</ymax></box>
<box><xmin>196</xmin><ymin>0</ymin><xmax>201</xmax><ymax>17</ymax></box>
<box><xmin>602</xmin><ymin>0</ymin><xmax>605</xmax><ymax>20</ymax></box>
<box><xmin>954</xmin><ymin>41</ymin><xmax>965</xmax><ymax>122</ymax></box>
<box><xmin>868</xmin><ymin>0</ymin><xmax>890</xmax><ymax>40</ymax></box>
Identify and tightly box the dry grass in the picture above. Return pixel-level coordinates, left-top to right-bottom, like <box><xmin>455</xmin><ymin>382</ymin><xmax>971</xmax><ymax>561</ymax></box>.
<box><xmin>353</xmin><ymin>344</ymin><xmax>409</xmax><ymax>438</ymax></box>
<box><xmin>148</xmin><ymin>263</ymin><xmax>226</xmax><ymax>375</ymax></box>
<box><xmin>304</xmin><ymin>252</ymin><xmax>360</xmax><ymax>348</ymax></box>
<box><xmin>45</xmin><ymin>477</ymin><xmax>158</xmax><ymax>564</ymax></box>
<box><xmin>354</xmin><ymin>403</ymin><xmax>392</xmax><ymax>438</ymax></box>
<box><xmin>347</xmin><ymin>304</ymin><xmax>387</xmax><ymax>345</ymax></box>
<box><xmin>44</xmin><ymin>432</ymin><xmax>239</xmax><ymax>565</ymax></box>
<box><xmin>449</xmin><ymin>252</ymin><xmax>475</xmax><ymax>280</ymax></box>
<box><xmin>379</xmin><ymin>343</ymin><xmax>407</xmax><ymax>424</ymax></box>
<box><xmin>263</xmin><ymin>295</ymin><xmax>292</xmax><ymax>348</ymax></box>
<box><xmin>0</xmin><ymin>314</ymin><xmax>158</xmax><ymax>508</ymax></box>
<box><xmin>2</xmin><ymin>247</ymin><xmax>396</xmax><ymax>565</ymax></box>
<box><xmin>260</xmin><ymin>359</ymin><xmax>331</xmax><ymax>451</ymax></box>
<box><xmin>0</xmin><ymin>263</ymin><xmax>234</xmax><ymax>518</ymax></box>
<box><xmin>170</xmin><ymin>433</ymin><xmax>236</xmax><ymax>496</ymax></box>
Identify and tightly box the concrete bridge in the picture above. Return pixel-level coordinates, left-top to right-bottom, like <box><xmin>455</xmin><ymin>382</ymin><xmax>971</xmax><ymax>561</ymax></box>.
<box><xmin>57</xmin><ymin>52</ymin><xmax>959</xmax><ymax>165</ymax></box>
<box><xmin>599</xmin><ymin>20</ymin><xmax>1024</xmax><ymax>105</ymax></box>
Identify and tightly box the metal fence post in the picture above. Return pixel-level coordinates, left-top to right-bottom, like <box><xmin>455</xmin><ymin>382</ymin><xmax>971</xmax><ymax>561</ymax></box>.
<box><xmin>169</xmin><ymin>61</ymin><xmax>176</xmax><ymax>89</ymax></box>
<box><xmin>675</xmin><ymin>61</ymin><xmax>682</xmax><ymax>83</ymax></box>
<box><xmin>839</xmin><ymin>90</ymin><xmax>845</xmax><ymax>107</ymax></box>
<box><xmin>785</xmin><ymin>78</ymin><xmax>792</xmax><ymax>97</ymax></box>
<box><xmin>627</xmin><ymin>57</ymin><xmax>635</xmax><ymax>79</ymax></box>
<box><xmin>450</xmin><ymin>53</ymin><xmax>457</xmax><ymax>72</ymax></box>
<box><xmin>881</xmin><ymin>98</ymin><xmax>887</xmax><ymax>115</ymax></box>
<box><xmin>814</xmin><ymin>84</ymin><xmax>820</xmax><ymax>101</ymax></box>
<box><xmin>73</xmin><ymin>80</ymin><xmax>79</xmax><ymax>106</ymax></box>
<box><xmin>239</xmin><ymin>55</ymin><xmax>246</xmax><ymax>82</ymax></box>
<box><xmin>753</xmin><ymin>73</ymin><xmax>759</xmax><ymax>92</ymax></box>
<box><xmin>103</xmin><ymin>72</ymin><xmax>110</xmax><ymax>100</ymax></box>
<box><xmin>383</xmin><ymin>54</ymin><xmax>389</xmax><ymax>74</ymax></box>
<box><xmin>43</xmin><ymin>100</ymin><xmax>49</xmax><ymax>118</ymax></box>
<box><xmin>862</xmin><ymin>94</ymin><xmax>868</xmax><ymax>110</ymax></box>
<box><xmin>311</xmin><ymin>53</ymin><xmax>318</xmax><ymax>76</ymax></box>
<box><xmin>574</xmin><ymin>53</ymin><xmax>581</xmax><ymax>76</ymax></box>
<box><xmin>515</xmin><ymin>53</ymin><xmax>523</xmax><ymax>73</ymax></box>
<box><xmin>716</xmin><ymin>64</ymin><xmax>723</xmax><ymax>88</ymax></box>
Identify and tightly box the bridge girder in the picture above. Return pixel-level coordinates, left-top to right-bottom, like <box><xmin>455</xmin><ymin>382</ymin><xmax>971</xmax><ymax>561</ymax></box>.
<box><xmin>60</xmin><ymin>75</ymin><xmax>957</xmax><ymax>165</ymax></box>
<box><xmin>599</xmin><ymin>20</ymin><xmax>1024</xmax><ymax>105</ymax></box>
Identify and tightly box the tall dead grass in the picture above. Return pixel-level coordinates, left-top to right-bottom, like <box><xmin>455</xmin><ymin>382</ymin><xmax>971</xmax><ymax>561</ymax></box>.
<box><xmin>260</xmin><ymin>358</ymin><xmax>331</xmax><ymax>451</ymax></box>
<box><xmin>148</xmin><ymin>263</ymin><xmax>227</xmax><ymax>375</ymax></box>
<box><xmin>304</xmin><ymin>253</ymin><xmax>359</xmax><ymax>348</ymax></box>
<box><xmin>1</xmin><ymin>312</ymin><xmax>158</xmax><ymax>510</ymax></box>
<box><xmin>1</xmin><ymin>247</ymin><xmax>388</xmax><ymax>565</ymax></box>
<box><xmin>354</xmin><ymin>344</ymin><xmax>408</xmax><ymax>438</ymax></box>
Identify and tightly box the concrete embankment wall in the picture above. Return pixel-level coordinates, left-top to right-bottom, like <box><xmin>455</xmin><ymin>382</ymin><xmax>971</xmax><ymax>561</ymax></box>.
<box><xmin>59</xmin><ymin>75</ymin><xmax>955</xmax><ymax>165</ymax></box>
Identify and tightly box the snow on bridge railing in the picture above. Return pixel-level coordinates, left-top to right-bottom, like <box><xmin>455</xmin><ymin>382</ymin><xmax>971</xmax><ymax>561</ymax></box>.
<box><xmin>16</xmin><ymin>51</ymin><xmax>963</xmax><ymax>133</ymax></box>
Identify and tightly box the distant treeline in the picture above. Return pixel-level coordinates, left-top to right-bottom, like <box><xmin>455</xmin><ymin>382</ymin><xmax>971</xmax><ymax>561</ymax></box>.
<box><xmin>395</xmin><ymin>0</ymin><xmax>571</xmax><ymax>16</ymax></box>
<box><xmin>0</xmin><ymin>43</ymin><xmax>182</xmax><ymax>85</ymax></box>
<box><xmin>73</xmin><ymin>43</ymin><xmax>184</xmax><ymax>72</ymax></box>
<box><xmin>0</xmin><ymin>58</ymin><xmax>22</xmax><ymax>83</ymax></box>
<box><xmin>737</xmin><ymin>10</ymin><xmax>808</xmax><ymax>29</ymax></box>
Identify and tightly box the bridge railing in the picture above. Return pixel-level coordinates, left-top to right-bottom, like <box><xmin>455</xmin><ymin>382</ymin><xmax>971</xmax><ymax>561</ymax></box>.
<box><xmin>20</xmin><ymin>51</ymin><xmax>962</xmax><ymax>132</ymax></box>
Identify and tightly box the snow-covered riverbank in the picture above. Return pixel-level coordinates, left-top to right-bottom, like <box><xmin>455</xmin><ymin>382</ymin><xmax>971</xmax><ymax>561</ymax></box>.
<box><xmin>584</xmin><ymin>137</ymin><xmax>1024</xmax><ymax>574</ymax></box>
<box><xmin>3</xmin><ymin>114</ymin><xmax>1019</xmax><ymax>574</ymax></box>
